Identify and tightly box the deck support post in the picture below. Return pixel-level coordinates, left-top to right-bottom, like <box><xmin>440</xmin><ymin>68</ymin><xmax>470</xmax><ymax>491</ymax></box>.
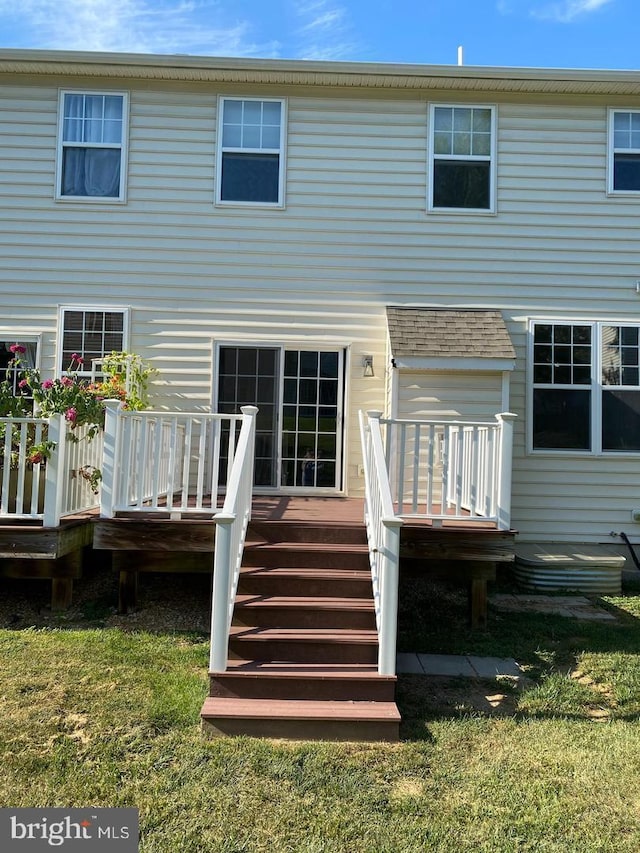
<box><xmin>51</xmin><ymin>577</ymin><xmax>74</xmax><ymax>611</ymax></box>
<box><xmin>118</xmin><ymin>568</ymin><xmax>138</xmax><ymax>614</ymax></box>
<box><xmin>469</xmin><ymin>577</ymin><xmax>488</xmax><ymax>629</ymax></box>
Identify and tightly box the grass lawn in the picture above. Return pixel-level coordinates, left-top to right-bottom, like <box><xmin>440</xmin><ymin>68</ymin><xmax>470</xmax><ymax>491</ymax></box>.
<box><xmin>0</xmin><ymin>569</ymin><xmax>640</xmax><ymax>852</ymax></box>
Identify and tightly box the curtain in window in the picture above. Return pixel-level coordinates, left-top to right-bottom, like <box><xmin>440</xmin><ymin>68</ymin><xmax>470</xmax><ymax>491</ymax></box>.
<box><xmin>61</xmin><ymin>94</ymin><xmax>122</xmax><ymax>197</ymax></box>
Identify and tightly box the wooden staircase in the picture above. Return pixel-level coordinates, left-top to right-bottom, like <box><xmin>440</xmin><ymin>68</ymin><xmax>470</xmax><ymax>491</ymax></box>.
<box><xmin>201</xmin><ymin>519</ymin><xmax>400</xmax><ymax>741</ymax></box>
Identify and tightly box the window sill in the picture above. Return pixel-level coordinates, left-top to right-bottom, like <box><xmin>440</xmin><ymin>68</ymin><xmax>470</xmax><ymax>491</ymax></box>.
<box><xmin>55</xmin><ymin>195</ymin><xmax>127</xmax><ymax>204</ymax></box>
<box><xmin>215</xmin><ymin>199</ymin><xmax>285</xmax><ymax>210</ymax></box>
<box><xmin>529</xmin><ymin>449</ymin><xmax>640</xmax><ymax>458</ymax></box>
<box><xmin>427</xmin><ymin>206</ymin><xmax>496</xmax><ymax>216</ymax></box>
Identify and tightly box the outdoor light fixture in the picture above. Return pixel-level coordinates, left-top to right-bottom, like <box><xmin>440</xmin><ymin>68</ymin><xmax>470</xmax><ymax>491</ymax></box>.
<box><xmin>362</xmin><ymin>355</ymin><xmax>374</xmax><ymax>377</ymax></box>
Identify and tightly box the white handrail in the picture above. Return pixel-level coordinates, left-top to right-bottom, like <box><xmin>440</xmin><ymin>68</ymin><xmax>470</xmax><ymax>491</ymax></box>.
<box><xmin>209</xmin><ymin>405</ymin><xmax>258</xmax><ymax>672</ymax></box>
<box><xmin>359</xmin><ymin>410</ymin><xmax>403</xmax><ymax>677</ymax></box>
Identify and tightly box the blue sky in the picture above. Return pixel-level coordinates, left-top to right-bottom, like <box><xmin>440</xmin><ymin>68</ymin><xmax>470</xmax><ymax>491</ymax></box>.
<box><xmin>0</xmin><ymin>0</ymin><xmax>637</xmax><ymax>70</ymax></box>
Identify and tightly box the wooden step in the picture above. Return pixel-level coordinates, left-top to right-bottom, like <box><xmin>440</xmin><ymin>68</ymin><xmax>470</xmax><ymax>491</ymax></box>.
<box><xmin>242</xmin><ymin>542</ymin><xmax>370</xmax><ymax>571</ymax></box>
<box><xmin>201</xmin><ymin>697</ymin><xmax>400</xmax><ymax>742</ymax></box>
<box><xmin>233</xmin><ymin>594</ymin><xmax>376</xmax><ymax>630</ymax></box>
<box><xmin>210</xmin><ymin>661</ymin><xmax>396</xmax><ymax>701</ymax></box>
<box><xmin>228</xmin><ymin>626</ymin><xmax>378</xmax><ymax>664</ymax></box>
<box><xmin>248</xmin><ymin>520</ymin><xmax>367</xmax><ymax>545</ymax></box>
<box><xmin>238</xmin><ymin>566</ymin><xmax>373</xmax><ymax>598</ymax></box>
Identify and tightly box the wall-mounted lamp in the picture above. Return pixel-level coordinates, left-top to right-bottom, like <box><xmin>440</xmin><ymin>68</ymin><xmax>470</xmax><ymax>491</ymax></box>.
<box><xmin>362</xmin><ymin>355</ymin><xmax>374</xmax><ymax>377</ymax></box>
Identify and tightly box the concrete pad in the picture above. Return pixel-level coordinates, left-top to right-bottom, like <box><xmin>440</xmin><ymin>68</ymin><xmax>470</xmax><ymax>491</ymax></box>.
<box><xmin>396</xmin><ymin>653</ymin><xmax>425</xmax><ymax>674</ymax></box>
<box><xmin>468</xmin><ymin>656</ymin><xmax>523</xmax><ymax>678</ymax></box>
<box><xmin>417</xmin><ymin>654</ymin><xmax>476</xmax><ymax>677</ymax></box>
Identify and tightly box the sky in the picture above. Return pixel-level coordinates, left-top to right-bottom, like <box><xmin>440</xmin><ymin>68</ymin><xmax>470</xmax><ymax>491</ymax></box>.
<box><xmin>0</xmin><ymin>0</ymin><xmax>638</xmax><ymax>71</ymax></box>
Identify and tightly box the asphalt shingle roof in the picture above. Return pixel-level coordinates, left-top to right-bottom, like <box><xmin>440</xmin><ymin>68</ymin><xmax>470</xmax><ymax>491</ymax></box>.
<box><xmin>386</xmin><ymin>307</ymin><xmax>515</xmax><ymax>360</ymax></box>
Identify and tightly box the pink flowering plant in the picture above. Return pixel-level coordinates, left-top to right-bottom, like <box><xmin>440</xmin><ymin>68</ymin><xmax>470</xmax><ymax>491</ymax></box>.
<box><xmin>0</xmin><ymin>348</ymin><xmax>155</xmax><ymax>486</ymax></box>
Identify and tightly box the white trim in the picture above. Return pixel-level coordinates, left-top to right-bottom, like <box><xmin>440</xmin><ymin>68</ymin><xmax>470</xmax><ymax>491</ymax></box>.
<box><xmin>56</xmin><ymin>305</ymin><xmax>130</xmax><ymax>376</ymax></box>
<box><xmin>215</xmin><ymin>96</ymin><xmax>287</xmax><ymax>208</ymax></box>
<box><xmin>501</xmin><ymin>371</ymin><xmax>511</xmax><ymax>412</ymax></box>
<box><xmin>55</xmin><ymin>89</ymin><xmax>129</xmax><ymax>204</ymax></box>
<box><xmin>607</xmin><ymin>107</ymin><xmax>640</xmax><ymax>196</ymax></box>
<box><xmin>427</xmin><ymin>102</ymin><xmax>497</xmax><ymax>215</ymax></box>
<box><xmin>392</xmin><ymin>355</ymin><xmax>514</xmax><ymax>371</ymax></box>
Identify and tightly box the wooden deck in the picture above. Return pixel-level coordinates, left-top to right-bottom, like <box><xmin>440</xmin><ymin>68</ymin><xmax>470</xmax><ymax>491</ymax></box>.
<box><xmin>90</xmin><ymin>495</ymin><xmax>515</xmax><ymax>621</ymax></box>
<box><xmin>0</xmin><ymin>496</ymin><xmax>515</xmax><ymax>617</ymax></box>
<box><xmin>0</xmin><ymin>511</ymin><xmax>96</xmax><ymax>609</ymax></box>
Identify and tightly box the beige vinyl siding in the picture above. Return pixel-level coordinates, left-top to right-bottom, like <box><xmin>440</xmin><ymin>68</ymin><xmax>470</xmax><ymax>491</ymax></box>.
<box><xmin>397</xmin><ymin>371</ymin><xmax>504</xmax><ymax>422</ymax></box>
<box><xmin>2</xmin><ymin>75</ymin><xmax>640</xmax><ymax>535</ymax></box>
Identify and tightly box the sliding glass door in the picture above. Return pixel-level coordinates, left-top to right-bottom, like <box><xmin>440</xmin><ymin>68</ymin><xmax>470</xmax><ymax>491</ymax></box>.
<box><xmin>217</xmin><ymin>345</ymin><xmax>344</xmax><ymax>491</ymax></box>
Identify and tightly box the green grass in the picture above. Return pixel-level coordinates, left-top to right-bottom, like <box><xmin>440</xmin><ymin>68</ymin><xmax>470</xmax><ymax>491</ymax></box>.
<box><xmin>1</xmin><ymin>575</ymin><xmax>640</xmax><ymax>851</ymax></box>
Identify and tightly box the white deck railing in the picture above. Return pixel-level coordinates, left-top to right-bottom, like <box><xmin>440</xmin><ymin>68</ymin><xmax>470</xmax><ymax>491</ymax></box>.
<box><xmin>209</xmin><ymin>406</ymin><xmax>258</xmax><ymax>672</ymax></box>
<box><xmin>359</xmin><ymin>411</ymin><xmax>403</xmax><ymax>676</ymax></box>
<box><xmin>101</xmin><ymin>402</ymin><xmax>252</xmax><ymax>518</ymax></box>
<box><xmin>0</xmin><ymin>414</ymin><xmax>102</xmax><ymax>524</ymax></box>
<box><xmin>382</xmin><ymin>412</ymin><xmax>516</xmax><ymax>530</ymax></box>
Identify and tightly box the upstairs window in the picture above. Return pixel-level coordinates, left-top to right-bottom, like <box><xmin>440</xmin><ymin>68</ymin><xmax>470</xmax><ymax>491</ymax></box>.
<box><xmin>531</xmin><ymin>321</ymin><xmax>640</xmax><ymax>453</ymax></box>
<box><xmin>59</xmin><ymin>309</ymin><xmax>127</xmax><ymax>378</ymax></box>
<box><xmin>428</xmin><ymin>104</ymin><xmax>496</xmax><ymax>213</ymax></box>
<box><xmin>216</xmin><ymin>97</ymin><xmax>286</xmax><ymax>206</ymax></box>
<box><xmin>608</xmin><ymin>109</ymin><xmax>640</xmax><ymax>194</ymax></box>
<box><xmin>57</xmin><ymin>91</ymin><xmax>128</xmax><ymax>201</ymax></box>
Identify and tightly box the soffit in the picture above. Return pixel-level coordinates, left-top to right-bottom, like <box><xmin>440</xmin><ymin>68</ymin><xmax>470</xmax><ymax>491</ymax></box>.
<box><xmin>2</xmin><ymin>49</ymin><xmax>640</xmax><ymax>96</ymax></box>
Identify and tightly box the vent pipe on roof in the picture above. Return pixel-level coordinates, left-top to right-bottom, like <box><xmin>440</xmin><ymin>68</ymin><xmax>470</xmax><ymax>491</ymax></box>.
<box><xmin>457</xmin><ymin>45</ymin><xmax>464</xmax><ymax>66</ymax></box>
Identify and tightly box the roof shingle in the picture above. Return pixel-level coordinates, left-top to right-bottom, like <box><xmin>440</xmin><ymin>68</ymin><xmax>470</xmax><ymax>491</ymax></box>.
<box><xmin>386</xmin><ymin>307</ymin><xmax>515</xmax><ymax>360</ymax></box>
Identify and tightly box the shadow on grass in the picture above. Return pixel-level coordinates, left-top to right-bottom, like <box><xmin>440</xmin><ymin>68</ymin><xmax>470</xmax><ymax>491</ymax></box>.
<box><xmin>396</xmin><ymin>573</ymin><xmax>640</xmax><ymax>734</ymax></box>
<box><xmin>0</xmin><ymin>567</ymin><xmax>212</xmax><ymax>638</ymax></box>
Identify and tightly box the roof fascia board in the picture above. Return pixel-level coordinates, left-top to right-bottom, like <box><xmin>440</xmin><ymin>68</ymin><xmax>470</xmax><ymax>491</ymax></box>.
<box><xmin>2</xmin><ymin>49</ymin><xmax>640</xmax><ymax>95</ymax></box>
<box><xmin>393</xmin><ymin>356</ymin><xmax>516</xmax><ymax>371</ymax></box>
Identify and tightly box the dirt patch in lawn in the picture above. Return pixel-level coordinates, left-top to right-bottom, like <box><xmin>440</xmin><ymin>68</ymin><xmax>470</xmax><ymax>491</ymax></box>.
<box><xmin>0</xmin><ymin>559</ymin><xmax>212</xmax><ymax>634</ymax></box>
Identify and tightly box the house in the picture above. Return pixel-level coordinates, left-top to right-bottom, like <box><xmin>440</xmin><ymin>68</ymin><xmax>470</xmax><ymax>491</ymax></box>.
<box><xmin>0</xmin><ymin>49</ymin><xmax>638</xmax><ymax>737</ymax></box>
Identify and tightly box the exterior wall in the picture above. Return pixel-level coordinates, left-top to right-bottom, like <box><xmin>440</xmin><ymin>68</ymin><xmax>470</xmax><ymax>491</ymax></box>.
<box><xmin>1</xmin><ymin>69</ymin><xmax>640</xmax><ymax>539</ymax></box>
<box><xmin>395</xmin><ymin>370</ymin><xmax>504</xmax><ymax>422</ymax></box>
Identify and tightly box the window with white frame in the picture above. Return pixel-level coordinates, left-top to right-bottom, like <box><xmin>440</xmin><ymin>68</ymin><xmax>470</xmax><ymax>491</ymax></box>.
<box><xmin>59</xmin><ymin>309</ymin><xmax>127</xmax><ymax>377</ymax></box>
<box><xmin>216</xmin><ymin>97</ymin><xmax>286</xmax><ymax>206</ymax></box>
<box><xmin>608</xmin><ymin>109</ymin><xmax>640</xmax><ymax>193</ymax></box>
<box><xmin>0</xmin><ymin>338</ymin><xmax>38</xmax><ymax>401</ymax></box>
<box><xmin>531</xmin><ymin>321</ymin><xmax>640</xmax><ymax>452</ymax></box>
<box><xmin>428</xmin><ymin>104</ymin><xmax>495</xmax><ymax>212</ymax></box>
<box><xmin>57</xmin><ymin>91</ymin><xmax>128</xmax><ymax>200</ymax></box>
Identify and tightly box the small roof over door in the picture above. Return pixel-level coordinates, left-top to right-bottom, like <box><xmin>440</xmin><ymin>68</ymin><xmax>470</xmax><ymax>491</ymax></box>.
<box><xmin>386</xmin><ymin>307</ymin><xmax>516</xmax><ymax>371</ymax></box>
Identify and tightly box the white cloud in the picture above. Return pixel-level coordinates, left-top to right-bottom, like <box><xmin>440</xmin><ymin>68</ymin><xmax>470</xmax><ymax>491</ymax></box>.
<box><xmin>290</xmin><ymin>0</ymin><xmax>361</xmax><ymax>60</ymax></box>
<box><xmin>531</xmin><ymin>0</ymin><xmax>614</xmax><ymax>23</ymax></box>
<box><xmin>0</xmin><ymin>0</ymin><xmax>280</xmax><ymax>55</ymax></box>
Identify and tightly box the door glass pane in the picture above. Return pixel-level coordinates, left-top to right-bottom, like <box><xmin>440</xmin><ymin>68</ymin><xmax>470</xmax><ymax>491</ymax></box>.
<box><xmin>280</xmin><ymin>349</ymin><xmax>342</xmax><ymax>489</ymax></box>
<box><xmin>217</xmin><ymin>346</ymin><xmax>279</xmax><ymax>487</ymax></box>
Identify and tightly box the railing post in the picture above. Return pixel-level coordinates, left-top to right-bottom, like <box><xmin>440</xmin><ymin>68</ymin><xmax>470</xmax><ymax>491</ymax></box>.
<box><xmin>378</xmin><ymin>519</ymin><xmax>403</xmax><ymax>676</ymax></box>
<box><xmin>496</xmin><ymin>412</ymin><xmax>517</xmax><ymax>531</ymax></box>
<box><xmin>101</xmin><ymin>400</ymin><xmax>121</xmax><ymax>519</ymax></box>
<box><xmin>210</xmin><ymin>514</ymin><xmax>234</xmax><ymax>672</ymax></box>
<box><xmin>43</xmin><ymin>414</ymin><xmax>64</xmax><ymax>528</ymax></box>
<box><xmin>239</xmin><ymin>406</ymin><xmax>258</xmax><ymax>521</ymax></box>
